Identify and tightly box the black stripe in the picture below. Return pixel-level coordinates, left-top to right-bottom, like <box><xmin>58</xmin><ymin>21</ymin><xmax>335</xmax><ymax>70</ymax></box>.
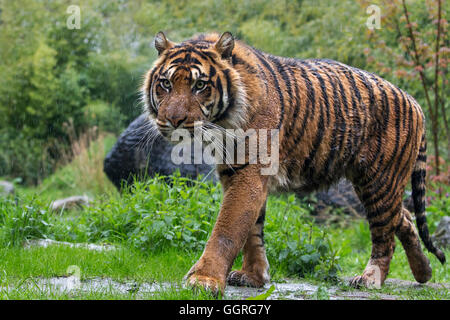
<box><xmin>362</xmin><ymin>87</ymin><xmax>416</xmax><ymax>199</ymax></box>
<box><xmin>256</xmin><ymin>201</ymin><xmax>267</xmax><ymax>225</ymax></box>
<box><xmin>215</xmin><ymin>69</ymin><xmax>235</xmax><ymax>122</ymax></box>
<box><xmin>369</xmin><ymin>202</ymin><xmax>403</xmax><ymax>229</ymax></box>
<box><xmin>215</xmin><ymin>77</ymin><xmax>224</xmax><ymax>117</ymax></box>
<box><xmin>219</xmin><ymin>163</ymin><xmax>249</xmax><ymax>177</ymax></box>
<box><xmin>286</xmin><ymin>65</ymin><xmax>314</xmax><ymax>180</ymax></box>
<box><xmin>363</xmin><ymin>106</ymin><xmax>417</xmax><ymax>215</ymax></box>
<box><xmin>251</xmin><ymin>49</ymin><xmax>285</xmax><ymax>130</ymax></box>
<box><xmin>168</xmin><ymin>47</ymin><xmax>217</xmax><ymax>65</ymax></box>
<box><xmin>359</xmin><ymin>75</ymin><xmax>392</xmax><ymax>188</ymax></box>
<box><xmin>232</xmin><ymin>54</ymin><xmax>258</xmax><ymax>74</ymax></box>
<box><xmin>209</xmin><ymin>65</ymin><xmax>216</xmax><ymax>78</ymax></box>
<box><xmin>301</xmin><ymin>62</ymin><xmax>328</xmax><ymax>178</ymax></box>
<box><xmin>315</xmin><ymin>62</ymin><xmax>346</xmax><ymax>179</ymax></box>
<box><xmin>270</xmin><ymin>56</ymin><xmax>297</xmax><ymax>146</ymax></box>
<box><xmin>417</xmin><ymin>154</ymin><xmax>427</xmax><ymax>162</ymax></box>
<box><xmin>285</xmin><ymin>67</ymin><xmax>301</xmax><ymax>138</ymax></box>
<box><xmin>344</xmin><ymin>68</ymin><xmax>364</xmax><ymax>162</ymax></box>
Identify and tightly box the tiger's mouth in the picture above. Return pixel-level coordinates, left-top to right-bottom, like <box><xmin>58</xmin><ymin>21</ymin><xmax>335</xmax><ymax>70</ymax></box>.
<box><xmin>155</xmin><ymin>118</ymin><xmax>203</xmax><ymax>140</ymax></box>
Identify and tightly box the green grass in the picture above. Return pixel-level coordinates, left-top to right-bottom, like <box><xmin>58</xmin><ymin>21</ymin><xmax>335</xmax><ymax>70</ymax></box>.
<box><xmin>0</xmin><ymin>245</ymin><xmax>219</xmax><ymax>300</ymax></box>
<box><xmin>0</xmin><ymin>242</ymin><xmax>447</xmax><ymax>300</ymax></box>
<box><xmin>0</xmin><ymin>187</ymin><xmax>447</xmax><ymax>300</ymax></box>
<box><xmin>0</xmin><ymin>246</ymin><xmax>198</xmax><ymax>283</ymax></box>
<box><xmin>13</xmin><ymin>133</ymin><xmax>119</xmax><ymax>202</ymax></box>
<box><xmin>0</xmin><ymin>134</ymin><xmax>448</xmax><ymax>300</ymax></box>
<box><xmin>330</xmin><ymin>220</ymin><xmax>449</xmax><ymax>284</ymax></box>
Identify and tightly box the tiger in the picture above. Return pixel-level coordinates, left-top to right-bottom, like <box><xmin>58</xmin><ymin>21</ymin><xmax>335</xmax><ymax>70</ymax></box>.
<box><xmin>142</xmin><ymin>31</ymin><xmax>446</xmax><ymax>294</ymax></box>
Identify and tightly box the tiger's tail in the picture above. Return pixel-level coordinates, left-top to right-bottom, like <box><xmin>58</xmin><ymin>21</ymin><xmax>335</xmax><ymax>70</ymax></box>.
<box><xmin>411</xmin><ymin>133</ymin><xmax>446</xmax><ymax>264</ymax></box>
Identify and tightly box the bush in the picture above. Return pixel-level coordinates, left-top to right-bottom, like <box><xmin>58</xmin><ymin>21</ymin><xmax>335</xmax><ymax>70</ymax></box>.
<box><xmin>0</xmin><ymin>197</ymin><xmax>52</xmax><ymax>247</ymax></box>
<box><xmin>75</xmin><ymin>173</ymin><xmax>222</xmax><ymax>252</ymax></box>
<box><xmin>0</xmin><ymin>174</ymin><xmax>342</xmax><ymax>281</ymax></box>
<box><xmin>0</xmin><ymin>129</ymin><xmax>55</xmax><ymax>184</ymax></box>
<box><xmin>265</xmin><ymin>195</ymin><xmax>341</xmax><ymax>281</ymax></box>
<box><xmin>84</xmin><ymin>101</ymin><xmax>126</xmax><ymax>134</ymax></box>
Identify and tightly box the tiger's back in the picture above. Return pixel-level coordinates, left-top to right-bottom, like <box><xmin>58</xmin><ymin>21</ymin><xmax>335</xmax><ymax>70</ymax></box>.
<box><xmin>229</xmin><ymin>50</ymin><xmax>424</xmax><ymax>194</ymax></box>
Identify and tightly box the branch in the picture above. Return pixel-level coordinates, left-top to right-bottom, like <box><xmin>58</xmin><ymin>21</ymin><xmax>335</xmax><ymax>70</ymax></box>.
<box><xmin>433</xmin><ymin>0</ymin><xmax>442</xmax><ymax>130</ymax></box>
<box><xmin>401</xmin><ymin>0</ymin><xmax>434</xmax><ymax>117</ymax></box>
<box><xmin>401</xmin><ymin>0</ymin><xmax>440</xmax><ymax>174</ymax></box>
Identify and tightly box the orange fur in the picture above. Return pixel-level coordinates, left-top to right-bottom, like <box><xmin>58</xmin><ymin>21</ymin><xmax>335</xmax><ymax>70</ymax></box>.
<box><xmin>142</xmin><ymin>32</ymin><xmax>445</xmax><ymax>294</ymax></box>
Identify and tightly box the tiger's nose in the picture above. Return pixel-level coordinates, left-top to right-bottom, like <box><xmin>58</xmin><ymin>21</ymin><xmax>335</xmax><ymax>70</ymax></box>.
<box><xmin>167</xmin><ymin>115</ymin><xmax>187</xmax><ymax>128</ymax></box>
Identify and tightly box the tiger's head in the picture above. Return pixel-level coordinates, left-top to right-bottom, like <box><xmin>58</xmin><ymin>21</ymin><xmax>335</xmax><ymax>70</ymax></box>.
<box><xmin>142</xmin><ymin>32</ymin><xmax>248</xmax><ymax>140</ymax></box>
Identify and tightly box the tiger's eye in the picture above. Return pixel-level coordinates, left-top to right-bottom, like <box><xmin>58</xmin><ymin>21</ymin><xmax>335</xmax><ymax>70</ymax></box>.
<box><xmin>195</xmin><ymin>80</ymin><xmax>206</xmax><ymax>91</ymax></box>
<box><xmin>161</xmin><ymin>79</ymin><xmax>171</xmax><ymax>90</ymax></box>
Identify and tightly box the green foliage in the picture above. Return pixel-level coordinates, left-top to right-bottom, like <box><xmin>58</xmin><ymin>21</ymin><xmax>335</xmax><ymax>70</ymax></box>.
<box><xmin>265</xmin><ymin>194</ymin><xmax>341</xmax><ymax>281</ymax></box>
<box><xmin>246</xmin><ymin>284</ymin><xmax>275</xmax><ymax>300</ymax></box>
<box><xmin>313</xmin><ymin>285</ymin><xmax>330</xmax><ymax>300</ymax></box>
<box><xmin>4</xmin><ymin>0</ymin><xmax>441</xmax><ymax>184</ymax></box>
<box><xmin>77</xmin><ymin>173</ymin><xmax>222</xmax><ymax>252</ymax></box>
<box><xmin>0</xmin><ymin>130</ymin><xmax>56</xmax><ymax>184</ymax></box>
<box><xmin>0</xmin><ymin>174</ymin><xmax>342</xmax><ymax>282</ymax></box>
<box><xmin>84</xmin><ymin>101</ymin><xmax>127</xmax><ymax>134</ymax></box>
<box><xmin>425</xmin><ymin>186</ymin><xmax>450</xmax><ymax>231</ymax></box>
<box><xmin>0</xmin><ymin>197</ymin><xmax>52</xmax><ymax>247</ymax></box>
<box><xmin>0</xmin><ymin>1</ymin><xmax>144</xmax><ymax>183</ymax></box>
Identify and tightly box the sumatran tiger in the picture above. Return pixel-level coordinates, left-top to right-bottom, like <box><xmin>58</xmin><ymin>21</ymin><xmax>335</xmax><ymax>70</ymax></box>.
<box><xmin>142</xmin><ymin>31</ymin><xmax>446</xmax><ymax>294</ymax></box>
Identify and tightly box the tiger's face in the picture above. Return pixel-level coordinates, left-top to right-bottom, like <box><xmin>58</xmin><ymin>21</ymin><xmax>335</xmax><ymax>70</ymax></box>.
<box><xmin>143</xmin><ymin>32</ymin><xmax>247</xmax><ymax>140</ymax></box>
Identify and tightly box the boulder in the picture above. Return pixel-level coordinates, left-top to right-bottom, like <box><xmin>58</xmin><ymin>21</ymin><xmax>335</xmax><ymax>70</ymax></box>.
<box><xmin>299</xmin><ymin>179</ymin><xmax>366</xmax><ymax>218</ymax></box>
<box><xmin>103</xmin><ymin>114</ymin><xmax>215</xmax><ymax>190</ymax></box>
<box><xmin>50</xmin><ymin>195</ymin><xmax>91</xmax><ymax>211</ymax></box>
<box><xmin>432</xmin><ymin>216</ymin><xmax>450</xmax><ymax>249</ymax></box>
<box><xmin>0</xmin><ymin>181</ymin><xmax>14</xmax><ymax>197</ymax></box>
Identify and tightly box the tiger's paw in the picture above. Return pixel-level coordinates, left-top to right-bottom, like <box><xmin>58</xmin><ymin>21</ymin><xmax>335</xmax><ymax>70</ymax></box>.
<box><xmin>349</xmin><ymin>262</ymin><xmax>385</xmax><ymax>289</ymax></box>
<box><xmin>227</xmin><ymin>270</ymin><xmax>267</xmax><ymax>288</ymax></box>
<box><xmin>186</xmin><ymin>274</ymin><xmax>225</xmax><ymax>297</ymax></box>
<box><xmin>349</xmin><ymin>270</ymin><xmax>382</xmax><ymax>289</ymax></box>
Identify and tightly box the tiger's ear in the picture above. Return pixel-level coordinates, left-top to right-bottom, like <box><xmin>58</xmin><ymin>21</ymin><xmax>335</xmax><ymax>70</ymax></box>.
<box><xmin>154</xmin><ymin>31</ymin><xmax>173</xmax><ymax>55</ymax></box>
<box><xmin>215</xmin><ymin>32</ymin><xmax>234</xmax><ymax>59</ymax></box>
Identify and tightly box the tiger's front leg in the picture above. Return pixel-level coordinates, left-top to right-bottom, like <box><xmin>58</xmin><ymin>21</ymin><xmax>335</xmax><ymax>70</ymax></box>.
<box><xmin>227</xmin><ymin>200</ymin><xmax>270</xmax><ymax>288</ymax></box>
<box><xmin>185</xmin><ymin>167</ymin><xmax>268</xmax><ymax>295</ymax></box>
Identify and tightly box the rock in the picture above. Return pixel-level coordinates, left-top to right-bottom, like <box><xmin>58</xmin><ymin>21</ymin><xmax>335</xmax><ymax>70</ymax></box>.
<box><xmin>0</xmin><ymin>181</ymin><xmax>14</xmax><ymax>197</ymax></box>
<box><xmin>299</xmin><ymin>179</ymin><xmax>366</xmax><ymax>218</ymax></box>
<box><xmin>50</xmin><ymin>195</ymin><xmax>90</xmax><ymax>211</ymax></box>
<box><xmin>432</xmin><ymin>216</ymin><xmax>450</xmax><ymax>248</ymax></box>
<box><xmin>103</xmin><ymin>114</ymin><xmax>215</xmax><ymax>190</ymax></box>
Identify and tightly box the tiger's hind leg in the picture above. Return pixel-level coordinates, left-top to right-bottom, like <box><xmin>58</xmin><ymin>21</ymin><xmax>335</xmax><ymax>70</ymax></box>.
<box><xmin>350</xmin><ymin>186</ymin><xmax>404</xmax><ymax>289</ymax></box>
<box><xmin>227</xmin><ymin>200</ymin><xmax>270</xmax><ymax>288</ymax></box>
<box><xmin>395</xmin><ymin>207</ymin><xmax>432</xmax><ymax>283</ymax></box>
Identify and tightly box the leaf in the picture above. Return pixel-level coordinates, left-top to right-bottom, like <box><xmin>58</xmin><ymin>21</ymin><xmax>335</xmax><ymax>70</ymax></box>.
<box><xmin>304</xmin><ymin>243</ymin><xmax>314</xmax><ymax>253</ymax></box>
<box><xmin>300</xmin><ymin>254</ymin><xmax>311</xmax><ymax>263</ymax></box>
<box><xmin>246</xmin><ymin>285</ymin><xmax>275</xmax><ymax>300</ymax></box>
<box><xmin>287</xmin><ymin>240</ymin><xmax>297</xmax><ymax>251</ymax></box>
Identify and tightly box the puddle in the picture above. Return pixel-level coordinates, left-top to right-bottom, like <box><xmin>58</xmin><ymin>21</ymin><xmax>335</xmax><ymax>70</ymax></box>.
<box><xmin>0</xmin><ymin>277</ymin><xmax>404</xmax><ymax>300</ymax></box>
<box><xmin>4</xmin><ymin>276</ymin><xmax>447</xmax><ymax>299</ymax></box>
<box><xmin>10</xmin><ymin>239</ymin><xmax>450</xmax><ymax>300</ymax></box>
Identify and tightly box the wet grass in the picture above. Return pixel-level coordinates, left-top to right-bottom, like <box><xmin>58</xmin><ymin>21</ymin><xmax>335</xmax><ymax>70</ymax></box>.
<box><xmin>0</xmin><ymin>230</ymin><xmax>447</xmax><ymax>300</ymax></box>
<box><xmin>0</xmin><ymin>246</ymin><xmax>198</xmax><ymax>284</ymax></box>
<box><xmin>328</xmin><ymin>220</ymin><xmax>449</xmax><ymax>284</ymax></box>
<box><xmin>1</xmin><ymin>134</ymin><xmax>448</xmax><ymax>300</ymax></box>
<box><xmin>0</xmin><ymin>245</ymin><xmax>218</xmax><ymax>300</ymax></box>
